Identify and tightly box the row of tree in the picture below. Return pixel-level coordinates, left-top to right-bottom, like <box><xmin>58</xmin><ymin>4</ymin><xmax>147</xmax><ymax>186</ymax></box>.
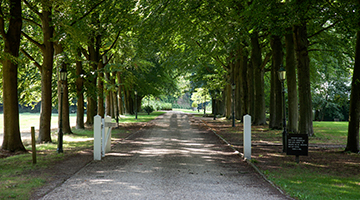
<box><xmin>1</xmin><ymin>0</ymin><xmax>359</xmax><ymax>153</ymax></box>
<box><xmin>138</xmin><ymin>0</ymin><xmax>359</xmax><ymax>152</ymax></box>
<box><xmin>1</xmin><ymin>0</ymin><xmax>178</xmax><ymax>152</ymax></box>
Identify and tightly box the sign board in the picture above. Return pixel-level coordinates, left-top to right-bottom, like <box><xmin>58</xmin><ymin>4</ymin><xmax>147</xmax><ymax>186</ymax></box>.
<box><xmin>105</xmin><ymin>122</ymin><xmax>117</xmax><ymax>128</ymax></box>
<box><xmin>286</xmin><ymin>134</ymin><xmax>308</xmax><ymax>156</ymax></box>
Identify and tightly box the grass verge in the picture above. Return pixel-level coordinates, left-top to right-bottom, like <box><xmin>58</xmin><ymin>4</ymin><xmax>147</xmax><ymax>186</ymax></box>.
<box><xmin>199</xmin><ymin>117</ymin><xmax>360</xmax><ymax>200</ymax></box>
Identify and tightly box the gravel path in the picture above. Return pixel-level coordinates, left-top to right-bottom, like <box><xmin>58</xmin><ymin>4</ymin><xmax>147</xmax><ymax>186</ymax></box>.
<box><xmin>42</xmin><ymin>112</ymin><xmax>289</xmax><ymax>200</ymax></box>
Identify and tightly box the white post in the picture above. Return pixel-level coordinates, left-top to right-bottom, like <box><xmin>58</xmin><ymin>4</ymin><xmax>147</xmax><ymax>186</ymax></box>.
<box><xmin>94</xmin><ymin>115</ymin><xmax>102</xmax><ymax>160</ymax></box>
<box><xmin>243</xmin><ymin>114</ymin><xmax>251</xmax><ymax>160</ymax></box>
<box><xmin>102</xmin><ymin>118</ymin><xmax>105</xmax><ymax>157</ymax></box>
<box><xmin>105</xmin><ymin>116</ymin><xmax>112</xmax><ymax>153</ymax></box>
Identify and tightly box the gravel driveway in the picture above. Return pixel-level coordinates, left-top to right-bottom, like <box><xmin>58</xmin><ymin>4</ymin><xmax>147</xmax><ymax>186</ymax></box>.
<box><xmin>42</xmin><ymin>112</ymin><xmax>289</xmax><ymax>200</ymax></box>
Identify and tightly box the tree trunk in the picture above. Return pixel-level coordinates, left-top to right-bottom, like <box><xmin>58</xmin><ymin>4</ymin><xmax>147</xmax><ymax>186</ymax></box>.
<box><xmin>111</xmin><ymin>74</ymin><xmax>117</xmax><ymax>118</ymax></box>
<box><xmin>125</xmin><ymin>89</ymin><xmax>135</xmax><ymax>115</ymax></box>
<box><xmin>285</xmin><ymin>31</ymin><xmax>299</xmax><ymax>133</ymax></box>
<box><xmin>269</xmin><ymin>35</ymin><xmax>283</xmax><ymax>130</ymax></box>
<box><xmin>248</xmin><ymin>53</ymin><xmax>255</xmax><ymax>118</ymax></box>
<box><xmin>218</xmin><ymin>92</ymin><xmax>226</xmax><ymax>116</ymax></box>
<box><xmin>1</xmin><ymin>0</ymin><xmax>26</xmax><ymax>152</ymax></box>
<box><xmin>105</xmin><ymin>72</ymin><xmax>111</xmax><ymax>116</ymax></box>
<box><xmin>98</xmin><ymin>61</ymin><xmax>105</xmax><ymax>117</ymax></box>
<box><xmin>251</xmin><ymin>33</ymin><xmax>267</xmax><ymax>125</ymax></box>
<box><xmin>76</xmin><ymin>50</ymin><xmax>85</xmax><ymax>129</ymax></box>
<box><xmin>38</xmin><ymin>8</ymin><xmax>54</xmax><ymax>143</ymax></box>
<box><xmin>294</xmin><ymin>22</ymin><xmax>314</xmax><ymax>136</ymax></box>
<box><xmin>85</xmin><ymin>36</ymin><xmax>100</xmax><ymax>125</ymax></box>
<box><xmin>233</xmin><ymin>53</ymin><xmax>242</xmax><ymax>120</ymax></box>
<box><xmin>240</xmin><ymin>45</ymin><xmax>249</xmax><ymax>118</ymax></box>
<box><xmin>346</xmin><ymin>29</ymin><xmax>360</xmax><ymax>153</ymax></box>
<box><xmin>225</xmin><ymin>84</ymin><xmax>231</xmax><ymax>119</ymax></box>
<box><xmin>117</xmin><ymin>72</ymin><xmax>125</xmax><ymax>115</ymax></box>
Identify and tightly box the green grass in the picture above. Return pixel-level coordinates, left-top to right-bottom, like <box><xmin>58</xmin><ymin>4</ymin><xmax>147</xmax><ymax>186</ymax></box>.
<box><xmin>0</xmin><ymin>113</ymin><xmax>79</xmax><ymax>134</ymax></box>
<box><xmin>173</xmin><ymin>108</ymin><xmax>212</xmax><ymax>114</ymax></box>
<box><xmin>312</xmin><ymin>121</ymin><xmax>348</xmax><ymax>144</ymax></box>
<box><xmin>267</xmin><ymin>167</ymin><xmax>360</xmax><ymax>200</ymax></box>
<box><xmin>117</xmin><ymin>111</ymin><xmax>166</xmax><ymax>123</ymax></box>
<box><xmin>0</xmin><ymin>147</ymin><xmax>66</xmax><ymax>199</ymax></box>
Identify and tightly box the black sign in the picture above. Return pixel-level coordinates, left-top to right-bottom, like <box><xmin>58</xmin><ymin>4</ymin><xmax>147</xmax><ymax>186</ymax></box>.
<box><xmin>286</xmin><ymin>134</ymin><xmax>308</xmax><ymax>156</ymax></box>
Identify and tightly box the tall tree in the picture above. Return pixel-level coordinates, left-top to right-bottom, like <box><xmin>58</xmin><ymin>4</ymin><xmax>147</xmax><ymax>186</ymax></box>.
<box><xmin>293</xmin><ymin>1</ymin><xmax>314</xmax><ymax>136</ymax></box>
<box><xmin>346</xmin><ymin>0</ymin><xmax>360</xmax><ymax>153</ymax></box>
<box><xmin>285</xmin><ymin>30</ymin><xmax>298</xmax><ymax>133</ymax></box>
<box><xmin>22</xmin><ymin>0</ymin><xmax>55</xmax><ymax>142</ymax></box>
<box><xmin>269</xmin><ymin>35</ymin><xmax>283</xmax><ymax>130</ymax></box>
<box><xmin>0</xmin><ymin>0</ymin><xmax>26</xmax><ymax>151</ymax></box>
<box><xmin>251</xmin><ymin>32</ymin><xmax>268</xmax><ymax>125</ymax></box>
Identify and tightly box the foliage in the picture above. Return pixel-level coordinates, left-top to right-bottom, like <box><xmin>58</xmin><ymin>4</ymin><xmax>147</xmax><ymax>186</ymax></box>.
<box><xmin>191</xmin><ymin>88</ymin><xmax>211</xmax><ymax>106</ymax></box>
<box><xmin>142</xmin><ymin>105</ymin><xmax>154</xmax><ymax>115</ymax></box>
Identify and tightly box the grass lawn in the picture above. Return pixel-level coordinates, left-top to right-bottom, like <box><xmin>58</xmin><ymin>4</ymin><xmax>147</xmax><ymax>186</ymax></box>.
<box><xmin>0</xmin><ymin>113</ymin><xmax>79</xmax><ymax>134</ymax></box>
<box><xmin>201</xmin><ymin>117</ymin><xmax>359</xmax><ymax>200</ymax></box>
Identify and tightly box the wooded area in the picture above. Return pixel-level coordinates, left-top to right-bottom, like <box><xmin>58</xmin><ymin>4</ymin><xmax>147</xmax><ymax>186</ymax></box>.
<box><xmin>0</xmin><ymin>0</ymin><xmax>359</xmax><ymax>153</ymax></box>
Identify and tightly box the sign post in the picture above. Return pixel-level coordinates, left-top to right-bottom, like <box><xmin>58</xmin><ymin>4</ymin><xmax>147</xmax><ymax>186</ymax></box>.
<box><xmin>286</xmin><ymin>134</ymin><xmax>308</xmax><ymax>163</ymax></box>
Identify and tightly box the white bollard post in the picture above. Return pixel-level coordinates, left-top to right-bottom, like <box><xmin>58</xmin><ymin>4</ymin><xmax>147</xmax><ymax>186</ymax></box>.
<box><xmin>243</xmin><ymin>114</ymin><xmax>251</xmax><ymax>160</ymax></box>
<box><xmin>94</xmin><ymin>115</ymin><xmax>102</xmax><ymax>160</ymax></box>
<box><xmin>105</xmin><ymin>116</ymin><xmax>112</xmax><ymax>153</ymax></box>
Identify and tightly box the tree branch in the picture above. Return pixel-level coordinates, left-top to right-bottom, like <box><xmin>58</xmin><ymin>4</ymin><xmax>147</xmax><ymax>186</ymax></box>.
<box><xmin>102</xmin><ymin>28</ymin><xmax>121</xmax><ymax>56</ymax></box>
<box><xmin>21</xmin><ymin>31</ymin><xmax>44</xmax><ymax>51</ymax></box>
<box><xmin>70</xmin><ymin>0</ymin><xmax>107</xmax><ymax>26</ymax></box>
<box><xmin>260</xmin><ymin>52</ymin><xmax>272</xmax><ymax>70</ymax></box>
<box><xmin>22</xmin><ymin>0</ymin><xmax>42</xmax><ymax>18</ymax></box>
<box><xmin>20</xmin><ymin>48</ymin><xmax>42</xmax><ymax>70</ymax></box>
<box><xmin>308</xmin><ymin>20</ymin><xmax>340</xmax><ymax>39</ymax></box>
<box><xmin>22</xmin><ymin>17</ymin><xmax>41</xmax><ymax>27</ymax></box>
<box><xmin>81</xmin><ymin>47</ymin><xmax>89</xmax><ymax>60</ymax></box>
<box><xmin>193</xmin><ymin>39</ymin><xmax>227</xmax><ymax>69</ymax></box>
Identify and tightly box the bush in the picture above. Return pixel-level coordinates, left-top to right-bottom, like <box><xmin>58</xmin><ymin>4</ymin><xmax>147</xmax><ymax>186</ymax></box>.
<box><xmin>142</xmin><ymin>100</ymin><xmax>172</xmax><ymax>111</ymax></box>
<box><xmin>142</xmin><ymin>105</ymin><xmax>154</xmax><ymax>115</ymax></box>
<box><xmin>160</xmin><ymin>103</ymin><xmax>172</xmax><ymax>110</ymax></box>
<box><xmin>191</xmin><ymin>102</ymin><xmax>198</xmax><ymax>108</ymax></box>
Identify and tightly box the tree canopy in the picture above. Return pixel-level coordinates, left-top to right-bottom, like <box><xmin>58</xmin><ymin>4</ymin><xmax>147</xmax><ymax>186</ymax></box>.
<box><xmin>1</xmin><ymin>0</ymin><xmax>360</xmax><ymax>153</ymax></box>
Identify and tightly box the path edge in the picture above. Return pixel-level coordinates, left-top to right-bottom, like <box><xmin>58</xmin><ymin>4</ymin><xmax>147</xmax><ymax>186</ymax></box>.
<box><xmin>198</xmin><ymin>118</ymin><xmax>293</xmax><ymax>199</ymax></box>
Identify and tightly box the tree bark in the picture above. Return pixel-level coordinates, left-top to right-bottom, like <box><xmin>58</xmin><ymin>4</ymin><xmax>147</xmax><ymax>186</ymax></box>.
<box><xmin>251</xmin><ymin>33</ymin><xmax>267</xmax><ymax>125</ymax></box>
<box><xmin>38</xmin><ymin>7</ymin><xmax>54</xmax><ymax>143</ymax></box>
<box><xmin>97</xmin><ymin>61</ymin><xmax>105</xmax><ymax>117</ymax></box>
<box><xmin>293</xmin><ymin>22</ymin><xmax>314</xmax><ymax>136</ymax></box>
<box><xmin>346</xmin><ymin>29</ymin><xmax>360</xmax><ymax>153</ymax></box>
<box><xmin>1</xmin><ymin>0</ymin><xmax>26</xmax><ymax>151</ymax></box>
<box><xmin>269</xmin><ymin>35</ymin><xmax>283</xmax><ymax>130</ymax></box>
<box><xmin>248</xmin><ymin>53</ymin><xmax>255</xmax><ymax>118</ymax></box>
<box><xmin>240</xmin><ymin>45</ymin><xmax>249</xmax><ymax>118</ymax></box>
<box><xmin>117</xmin><ymin>72</ymin><xmax>125</xmax><ymax>115</ymax></box>
<box><xmin>225</xmin><ymin>84</ymin><xmax>231</xmax><ymax>119</ymax></box>
<box><xmin>76</xmin><ymin>50</ymin><xmax>85</xmax><ymax>129</ymax></box>
<box><xmin>85</xmin><ymin>37</ymin><xmax>100</xmax><ymax>125</ymax></box>
<box><xmin>285</xmin><ymin>31</ymin><xmax>299</xmax><ymax>133</ymax></box>
<box><xmin>105</xmin><ymin>72</ymin><xmax>111</xmax><ymax>116</ymax></box>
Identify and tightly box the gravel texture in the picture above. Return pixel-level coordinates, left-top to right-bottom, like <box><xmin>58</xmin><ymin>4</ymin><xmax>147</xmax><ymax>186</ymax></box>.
<box><xmin>42</xmin><ymin>112</ymin><xmax>289</xmax><ymax>200</ymax></box>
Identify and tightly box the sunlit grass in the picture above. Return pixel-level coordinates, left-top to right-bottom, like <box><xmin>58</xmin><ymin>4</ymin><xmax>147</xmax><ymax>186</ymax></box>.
<box><xmin>267</xmin><ymin>167</ymin><xmax>360</xmax><ymax>200</ymax></box>
<box><xmin>173</xmin><ymin>108</ymin><xmax>212</xmax><ymax>114</ymax></box>
<box><xmin>117</xmin><ymin>111</ymin><xmax>166</xmax><ymax>123</ymax></box>
<box><xmin>312</xmin><ymin>121</ymin><xmax>348</xmax><ymax>144</ymax></box>
<box><xmin>0</xmin><ymin>113</ymin><xmax>79</xmax><ymax>134</ymax></box>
